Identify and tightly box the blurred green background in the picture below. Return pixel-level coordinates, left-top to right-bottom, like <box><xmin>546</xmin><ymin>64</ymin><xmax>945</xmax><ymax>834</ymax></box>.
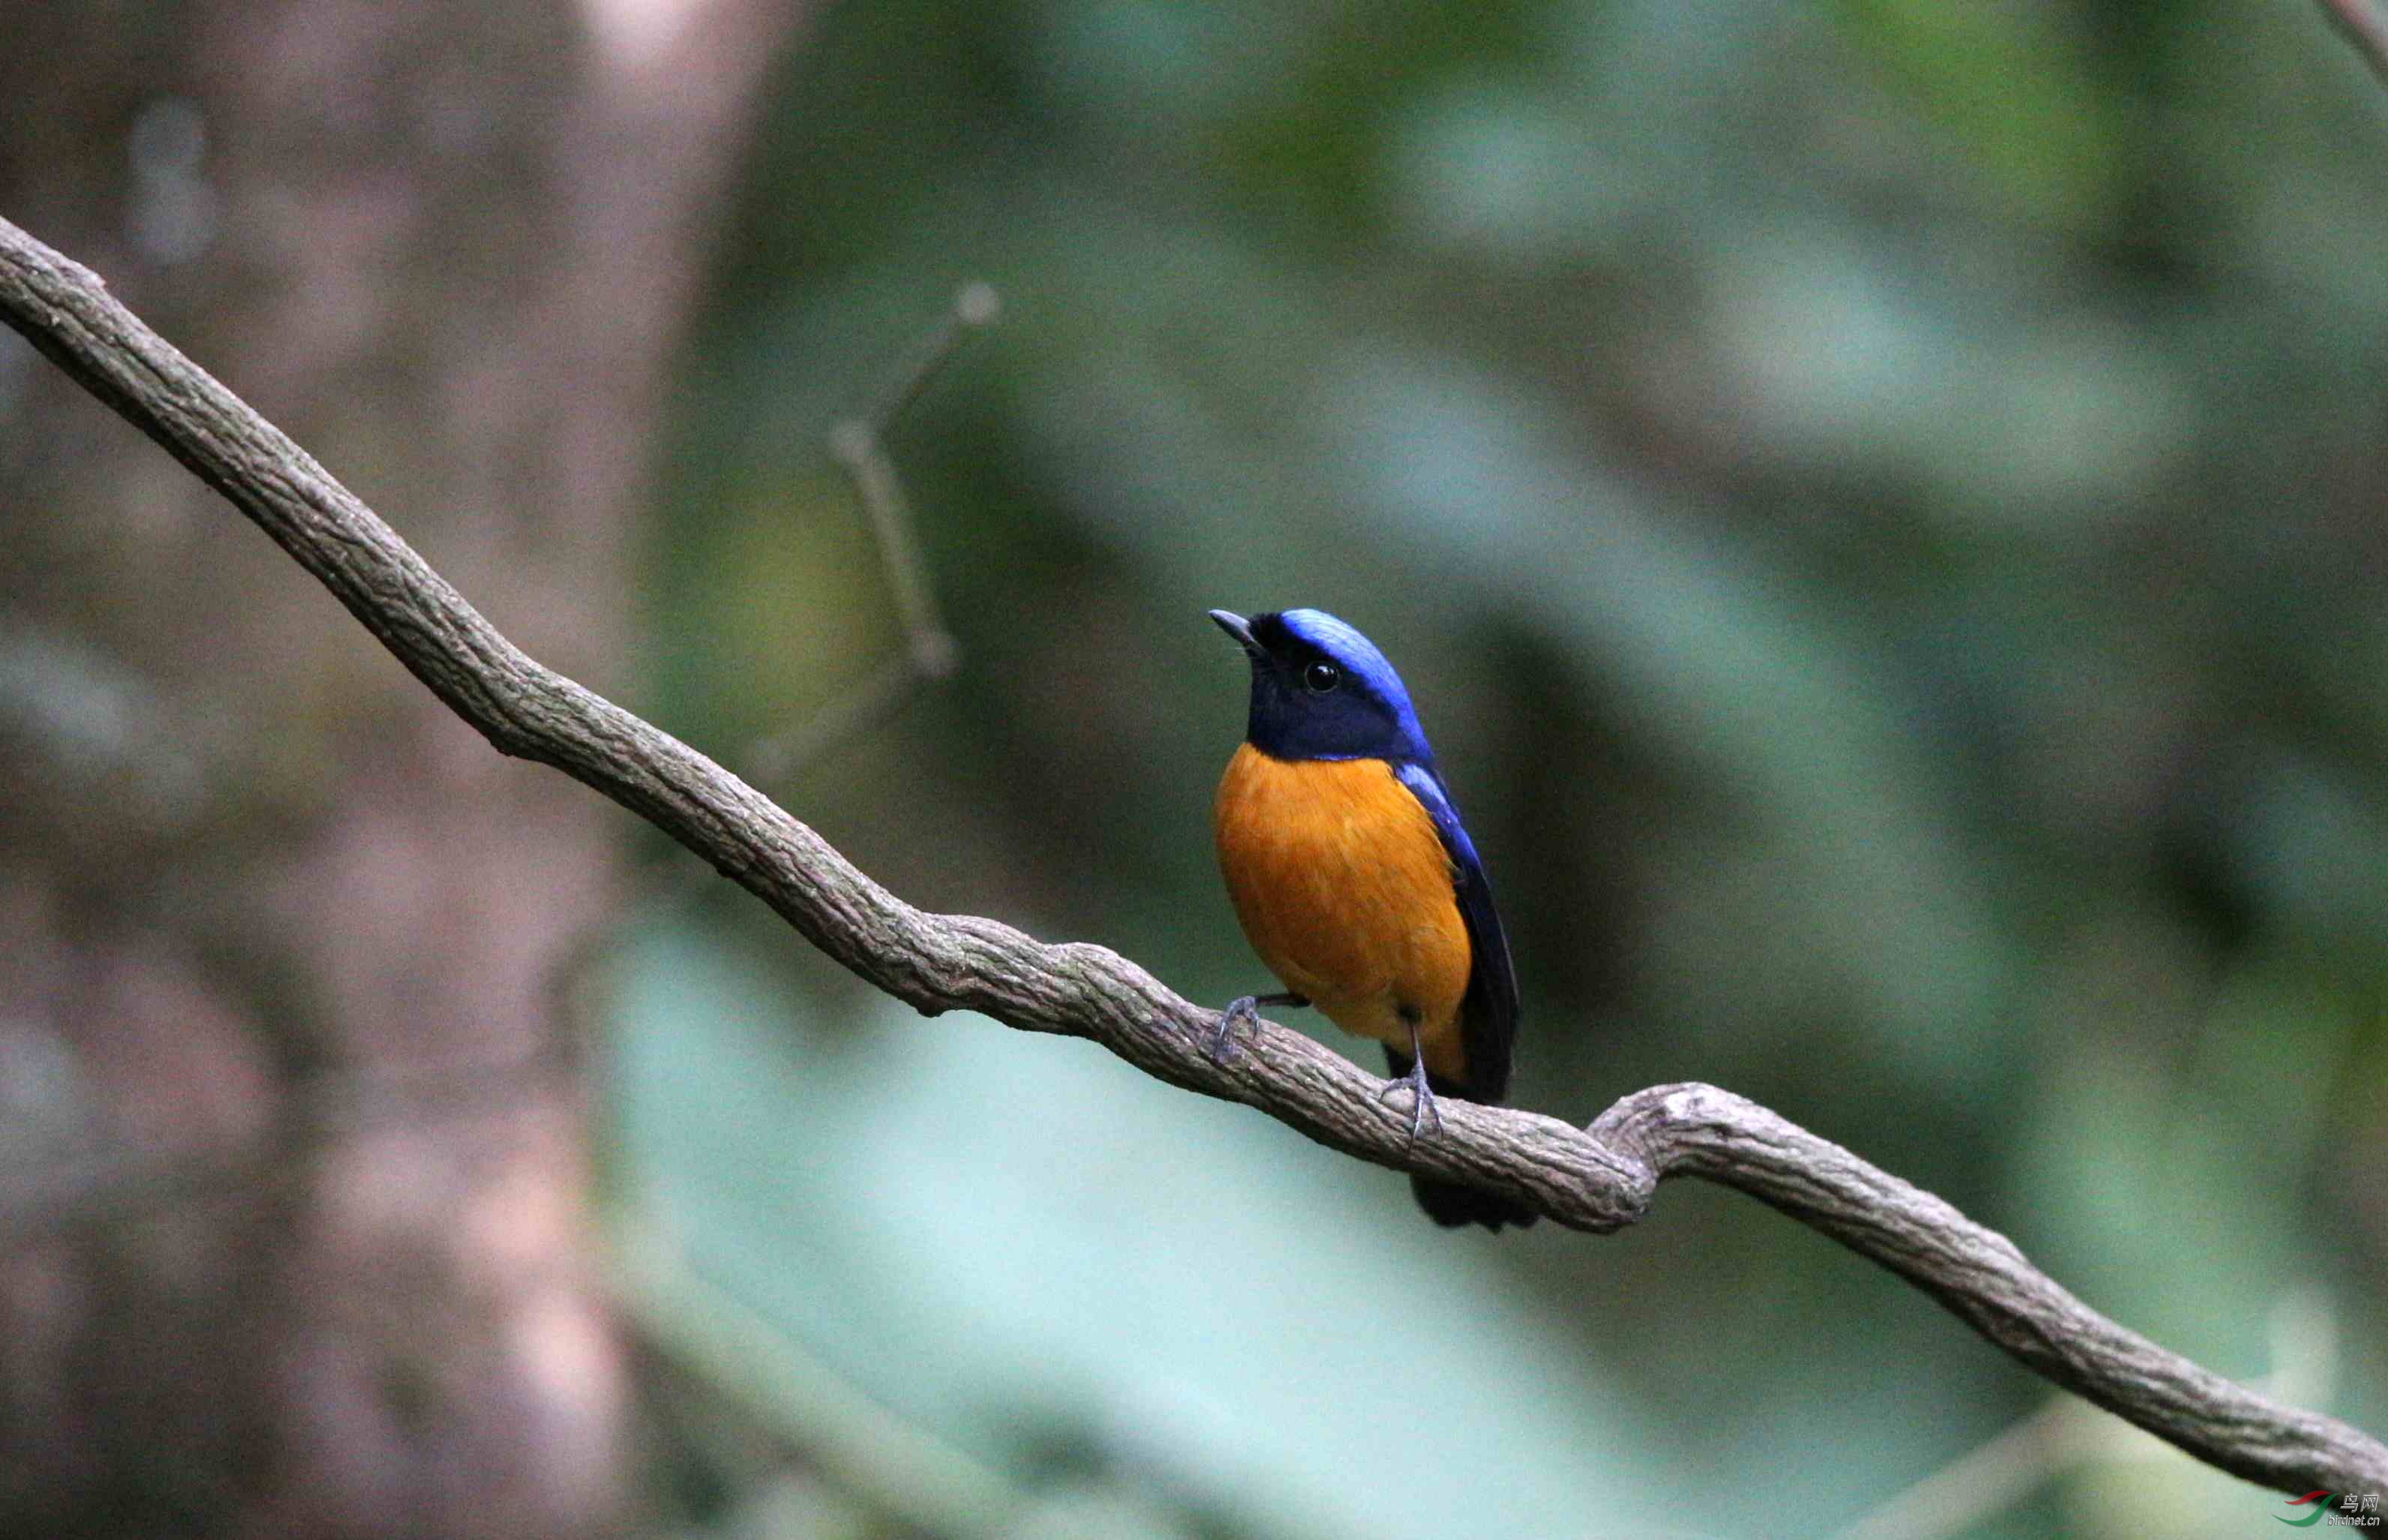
<box><xmin>600</xmin><ymin>1</ymin><xmax>2388</xmax><ymax>1536</ymax></box>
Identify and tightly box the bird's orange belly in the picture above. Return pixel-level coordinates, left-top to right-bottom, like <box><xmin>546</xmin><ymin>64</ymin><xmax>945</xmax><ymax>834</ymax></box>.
<box><xmin>1213</xmin><ymin>744</ymin><xmax>1471</xmax><ymax>1077</ymax></box>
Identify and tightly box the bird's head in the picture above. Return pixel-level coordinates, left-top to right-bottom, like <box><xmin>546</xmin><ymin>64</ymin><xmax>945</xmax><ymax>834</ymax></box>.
<box><xmin>1210</xmin><ymin>608</ymin><xmax>1432</xmax><ymax>763</ymax></box>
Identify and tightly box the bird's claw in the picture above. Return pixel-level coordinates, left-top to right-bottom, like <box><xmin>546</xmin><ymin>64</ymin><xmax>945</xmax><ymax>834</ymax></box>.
<box><xmin>1211</xmin><ymin>995</ymin><xmax>1258</xmax><ymax>1063</ymax></box>
<box><xmin>1378</xmin><ymin>1059</ymin><xmax>1444</xmax><ymax>1139</ymax></box>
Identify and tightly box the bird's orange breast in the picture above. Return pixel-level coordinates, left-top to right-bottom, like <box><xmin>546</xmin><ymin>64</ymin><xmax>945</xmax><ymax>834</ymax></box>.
<box><xmin>1212</xmin><ymin>743</ymin><xmax>1472</xmax><ymax>1077</ymax></box>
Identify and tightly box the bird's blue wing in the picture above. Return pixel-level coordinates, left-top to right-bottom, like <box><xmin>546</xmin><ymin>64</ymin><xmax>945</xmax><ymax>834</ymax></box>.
<box><xmin>1394</xmin><ymin>760</ymin><xmax>1519</xmax><ymax>1102</ymax></box>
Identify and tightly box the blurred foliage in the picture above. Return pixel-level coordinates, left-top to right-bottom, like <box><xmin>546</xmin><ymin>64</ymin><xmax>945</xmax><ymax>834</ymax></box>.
<box><xmin>608</xmin><ymin>0</ymin><xmax>2388</xmax><ymax>1536</ymax></box>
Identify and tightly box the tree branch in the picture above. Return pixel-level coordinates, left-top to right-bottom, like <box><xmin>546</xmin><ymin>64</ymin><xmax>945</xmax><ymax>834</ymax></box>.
<box><xmin>2324</xmin><ymin>0</ymin><xmax>2388</xmax><ymax>88</ymax></box>
<box><xmin>1</xmin><ymin>214</ymin><xmax>2379</xmax><ymax>1497</ymax></box>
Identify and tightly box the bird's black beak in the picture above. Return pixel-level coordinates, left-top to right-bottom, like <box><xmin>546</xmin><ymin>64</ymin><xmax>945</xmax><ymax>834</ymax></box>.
<box><xmin>1208</xmin><ymin>609</ymin><xmax>1261</xmax><ymax>656</ymax></box>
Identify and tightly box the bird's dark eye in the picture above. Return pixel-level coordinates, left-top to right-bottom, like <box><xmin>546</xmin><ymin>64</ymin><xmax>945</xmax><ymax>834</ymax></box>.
<box><xmin>1303</xmin><ymin>661</ymin><xmax>1341</xmax><ymax>694</ymax></box>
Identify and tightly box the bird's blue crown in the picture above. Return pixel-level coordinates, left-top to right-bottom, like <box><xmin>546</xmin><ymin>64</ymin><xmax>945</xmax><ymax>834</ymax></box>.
<box><xmin>1219</xmin><ymin>608</ymin><xmax>1433</xmax><ymax>764</ymax></box>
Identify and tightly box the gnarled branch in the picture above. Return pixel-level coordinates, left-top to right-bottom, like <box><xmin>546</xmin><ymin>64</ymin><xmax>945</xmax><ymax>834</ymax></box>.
<box><xmin>1</xmin><ymin>214</ymin><xmax>2380</xmax><ymax>1498</ymax></box>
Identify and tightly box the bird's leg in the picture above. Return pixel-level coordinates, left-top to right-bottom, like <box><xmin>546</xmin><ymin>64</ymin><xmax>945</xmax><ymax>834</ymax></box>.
<box><xmin>1210</xmin><ymin>991</ymin><xmax>1307</xmax><ymax>1063</ymax></box>
<box><xmin>1378</xmin><ymin>1017</ymin><xmax>1445</xmax><ymax>1138</ymax></box>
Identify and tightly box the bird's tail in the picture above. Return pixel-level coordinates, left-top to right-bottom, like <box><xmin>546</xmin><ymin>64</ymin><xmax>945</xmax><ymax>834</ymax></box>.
<box><xmin>1385</xmin><ymin>1048</ymin><xmax>1540</xmax><ymax>1231</ymax></box>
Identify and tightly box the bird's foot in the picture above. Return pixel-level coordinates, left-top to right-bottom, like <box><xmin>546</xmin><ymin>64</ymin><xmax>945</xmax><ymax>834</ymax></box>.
<box><xmin>1210</xmin><ymin>996</ymin><xmax>1260</xmax><ymax>1063</ymax></box>
<box><xmin>1378</xmin><ymin>1056</ymin><xmax>1444</xmax><ymax>1139</ymax></box>
<box><xmin>1209</xmin><ymin>991</ymin><xmax>1307</xmax><ymax>1064</ymax></box>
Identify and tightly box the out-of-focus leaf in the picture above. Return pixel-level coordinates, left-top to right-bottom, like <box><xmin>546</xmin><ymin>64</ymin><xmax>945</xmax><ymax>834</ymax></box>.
<box><xmin>1829</xmin><ymin>0</ymin><xmax>2124</xmax><ymax>229</ymax></box>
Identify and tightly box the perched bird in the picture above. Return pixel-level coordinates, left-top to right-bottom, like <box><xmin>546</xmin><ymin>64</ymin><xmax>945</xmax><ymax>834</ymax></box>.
<box><xmin>1208</xmin><ymin>608</ymin><xmax>1534</xmax><ymax>1231</ymax></box>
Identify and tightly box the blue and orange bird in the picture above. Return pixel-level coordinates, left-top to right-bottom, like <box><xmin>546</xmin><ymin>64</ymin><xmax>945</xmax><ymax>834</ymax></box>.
<box><xmin>1208</xmin><ymin>608</ymin><xmax>1535</xmax><ymax>1231</ymax></box>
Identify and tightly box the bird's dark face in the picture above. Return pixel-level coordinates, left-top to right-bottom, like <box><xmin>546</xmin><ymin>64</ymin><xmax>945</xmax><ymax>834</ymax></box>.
<box><xmin>1210</xmin><ymin>608</ymin><xmax>1433</xmax><ymax>764</ymax></box>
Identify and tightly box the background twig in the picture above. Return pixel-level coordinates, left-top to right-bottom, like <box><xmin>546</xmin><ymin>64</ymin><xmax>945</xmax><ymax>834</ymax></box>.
<box><xmin>2324</xmin><ymin>0</ymin><xmax>2388</xmax><ymax>85</ymax></box>
<box><xmin>745</xmin><ymin>283</ymin><xmax>989</xmax><ymax>786</ymax></box>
